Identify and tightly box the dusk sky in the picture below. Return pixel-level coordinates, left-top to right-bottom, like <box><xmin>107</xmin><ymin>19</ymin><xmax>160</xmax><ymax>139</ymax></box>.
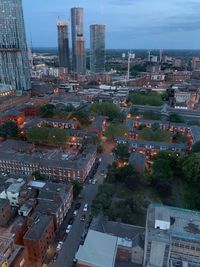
<box><xmin>22</xmin><ymin>0</ymin><xmax>200</xmax><ymax>49</ymax></box>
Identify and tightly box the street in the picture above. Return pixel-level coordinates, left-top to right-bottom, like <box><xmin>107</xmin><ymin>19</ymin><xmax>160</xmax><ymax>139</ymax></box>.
<box><xmin>49</xmin><ymin>152</ymin><xmax>114</xmax><ymax>267</ymax></box>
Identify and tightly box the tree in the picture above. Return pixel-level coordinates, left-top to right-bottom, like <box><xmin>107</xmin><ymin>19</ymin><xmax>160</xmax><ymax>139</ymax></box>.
<box><xmin>73</xmin><ymin>110</ymin><xmax>89</xmax><ymax>126</ymax></box>
<box><xmin>115</xmin><ymin>165</ymin><xmax>134</xmax><ymax>182</ymax></box>
<box><xmin>169</xmin><ymin>113</ymin><xmax>184</xmax><ymax>123</ymax></box>
<box><xmin>114</xmin><ymin>143</ymin><xmax>130</xmax><ymax>160</ymax></box>
<box><xmin>72</xmin><ymin>180</ymin><xmax>83</xmax><ymax>198</ymax></box>
<box><xmin>125</xmin><ymin>174</ymin><xmax>141</xmax><ymax>190</ymax></box>
<box><xmin>181</xmin><ymin>153</ymin><xmax>200</xmax><ymax>184</ymax></box>
<box><xmin>90</xmin><ymin>102</ymin><xmax>123</xmax><ymax>121</ymax></box>
<box><xmin>155</xmin><ymin>180</ymin><xmax>172</xmax><ymax>197</ymax></box>
<box><xmin>27</xmin><ymin>127</ymin><xmax>68</xmax><ymax>145</ymax></box>
<box><xmin>152</xmin><ymin>152</ymin><xmax>173</xmax><ymax>181</ymax></box>
<box><xmin>39</xmin><ymin>104</ymin><xmax>55</xmax><ymax>118</ymax></box>
<box><xmin>128</xmin><ymin>92</ymin><xmax>164</xmax><ymax>106</ymax></box>
<box><xmin>192</xmin><ymin>141</ymin><xmax>200</xmax><ymax>153</ymax></box>
<box><xmin>0</xmin><ymin>121</ymin><xmax>19</xmax><ymax>138</ymax></box>
<box><xmin>32</xmin><ymin>171</ymin><xmax>46</xmax><ymax>181</ymax></box>
<box><xmin>105</xmin><ymin>123</ymin><xmax>127</xmax><ymax>140</ymax></box>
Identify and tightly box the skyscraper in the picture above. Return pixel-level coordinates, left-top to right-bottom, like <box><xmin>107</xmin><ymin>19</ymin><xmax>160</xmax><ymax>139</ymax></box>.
<box><xmin>90</xmin><ymin>25</ymin><xmax>106</xmax><ymax>74</ymax></box>
<box><xmin>0</xmin><ymin>0</ymin><xmax>31</xmax><ymax>91</ymax></box>
<box><xmin>57</xmin><ymin>21</ymin><xmax>70</xmax><ymax>71</ymax></box>
<box><xmin>71</xmin><ymin>7</ymin><xmax>86</xmax><ymax>74</ymax></box>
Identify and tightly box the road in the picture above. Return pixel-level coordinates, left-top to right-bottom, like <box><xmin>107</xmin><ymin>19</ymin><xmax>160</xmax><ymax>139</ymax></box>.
<box><xmin>50</xmin><ymin>152</ymin><xmax>114</xmax><ymax>267</ymax></box>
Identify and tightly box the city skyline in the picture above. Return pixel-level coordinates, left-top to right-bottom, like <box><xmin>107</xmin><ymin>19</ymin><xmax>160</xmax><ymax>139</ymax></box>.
<box><xmin>22</xmin><ymin>0</ymin><xmax>200</xmax><ymax>49</ymax></box>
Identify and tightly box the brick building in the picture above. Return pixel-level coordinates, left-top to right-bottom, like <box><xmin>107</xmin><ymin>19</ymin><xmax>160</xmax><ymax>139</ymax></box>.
<box><xmin>0</xmin><ymin>140</ymin><xmax>97</xmax><ymax>183</ymax></box>
<box><xmin>35</xmin><ymin>182</ymin><xmax>73</xmax><ymax>229</ymax></box>
<box><xmin>23</xmin><ymin>214</ymin><xmax>55</xmax><ymax>267</ymax></box>
<box><xmin>0</xmin><ymin>198</ymin><xmax>12</xmax><ymax>226</ymax></box>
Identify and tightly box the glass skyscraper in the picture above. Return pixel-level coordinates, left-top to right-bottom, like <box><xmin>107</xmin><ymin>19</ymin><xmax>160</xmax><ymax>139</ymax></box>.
<box><xmin>57</xmin><ymin>21</ymin><xmax>70</xmax><ymax>70</ymax></box>
<box><xmin>90</xmin><ymin>25</ymin><xmax>106</xmax><ymax>74</ymax></box>
<box><xmin>0</xmin><ymin>0</ymin><xmax>31</xmax><ymax>91</ymax></box>
<box><xmin>71</xmin><ymin>7</ymin><xmax>86</xmax><ymax>74</ymax></box>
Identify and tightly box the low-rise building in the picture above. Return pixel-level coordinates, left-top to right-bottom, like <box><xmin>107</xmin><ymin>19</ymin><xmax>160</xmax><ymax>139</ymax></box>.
<box><xmin>35</xmin><ymin>182</ymin><xmax>73</xmax><ymax>229</ymax></box>
<box><xmin>144</xmin><ymin>204</ymin><xmax>200</xmax><ymax>267</ymax></box>
<box><xmin>0</xmin><ymin>140</ymin><xmax>97</xmax><ymax>183</ymax></box>
<box><xmin>23</xmin><ymin>214</ymin><xmax>54</xmax><ymax>267</ymax></box>
<box><xmin>0</xmin><ymin>198</ymin><xmax>12</xmax><ymax>226</ymax></box>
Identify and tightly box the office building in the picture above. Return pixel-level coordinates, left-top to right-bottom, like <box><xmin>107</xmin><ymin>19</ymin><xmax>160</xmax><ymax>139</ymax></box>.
<box><xmin>71</xmin><ymin>7</ymin><xmax>86</xmax><ymax>74</ymax></box>
<box><xmin>0</xmin><ymin>0</ymin><xmax>31</xmax><ymax>91</ymax></box>
<box><xmin>57</xmin><ymin>21</ymin><xmax>70</xmax><ymax>70</ymax></box>
<box><xmin>90</xmin><ymin>25</ymin><xmax>106</xmax><ymax>73</ymax></box>
<box><xmin>144</xmin><ymin>204</ymin><xmax>200</xmax><ymax>267</ymax></box>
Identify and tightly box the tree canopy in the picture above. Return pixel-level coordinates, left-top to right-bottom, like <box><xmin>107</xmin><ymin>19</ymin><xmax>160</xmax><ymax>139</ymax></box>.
<box><xmin>27</xmin><ymin>127</ymin><xmax>68</xmax><ymax>146</ymax></box>
<box><xmin>169</xmin><ymin>113</ymin><xmax>184</xmax><ymax>123</ymax></box>
<box><xmin>128</xmin><ymin>92</ymin><xmax>164</xmax><ymax>106</ymax></box>
<box><xmin>114</xmin><ymin>143</ymin><xmax>130</xmax><ymax>160</ymax></box>
<box><xmin>39</xmin><ymin>104</ymin><xmax>56</xmax><ymax>118</ymax></box>
<box><xmin>90</xmin><ymin>102</ymin><xmax>123</xmax><ymax>121</ymax></box>
<box><xmin>0</xmin><ymin>121</ymin><xmax>19</xmax><ymax>138</ymax></box>
<box><xmin>105</xmin><ymin>123</ymin><xmax>127</xmax><ymax>140</ymax></box>
<box><xmin>192</xmin><ymin>141</ymin><xmax>200</xmax><ymax>153</ymax></box>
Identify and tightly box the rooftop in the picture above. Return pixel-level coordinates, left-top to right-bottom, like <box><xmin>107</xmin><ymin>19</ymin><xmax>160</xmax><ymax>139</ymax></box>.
<box><xmin>0</xmin><ymin>198</ymin><xmax>10</xmax><ymax>208</ymax></box>
<box><xmin>0</xmin><ymin>140</ymin><xmax>96</xmax><ymax>171</ymax></box>
<box><xmin>76</xmin><ymin>229</ymin><xmax>117</xmax><ymax>267</ymax></box>
<box><xmin>190</xmin><ymin>125</ymin><xmax>200</xmax><ymax>143</ymax></box>
<box><xmin>147</xmin><ymin>204</ymin><xmax>200</xmax><ymax>242</ymax></box>
<box><xmin>24</xmin><ymin>214</ymin><xmax>52</xmax><ymax>241</ymax></box>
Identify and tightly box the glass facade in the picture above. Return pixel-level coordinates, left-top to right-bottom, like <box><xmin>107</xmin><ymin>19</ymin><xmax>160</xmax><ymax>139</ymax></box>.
<box><xmin>0</xmin><ymin>0</ymin><xmax>31</xmax><ymax>90</ymax></box>
<box><xmin>71</xmin><ymin>7</ymin><xmax>86</xmax><ymax>74</ymax></box>
<box><xmin>90</xmin><ymin>24</ymin><xmax>106</xmax><ymax>74</ymax></box>
<box><xmin>57</xmin><ymin>21</ymin><xmax>70</xmax><ymax>70</ymax></box>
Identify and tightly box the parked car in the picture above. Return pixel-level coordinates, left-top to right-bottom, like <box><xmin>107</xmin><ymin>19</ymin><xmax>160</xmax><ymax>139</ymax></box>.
<box><xmin>92</xmin><ymin>179</ymin><xmax>96</xmax><ymax>185</ymax></box>
<box><xmin>80</xmin><ymin>214</ymin><xmax>86</xmax><ymax>221</ymax></box>
<box><xmin>68</xmin><ymin>217</ymin><xmax>74</xmax><ymax>225</ymax></box>
<box><xmin>56</xmin><ymin>241</ymin><xmax>63</xmax><ymax>251</ymax></box>
<box><xmin>75</xmin><ymin>202</ymin><xmax>81</xmax><ymax>209</ymax></box>
<box><xmin>66</xmin><ymin>225</ymin><xmax>72</xmax><ymax>234</ymax></box>
<box><xmin>83</xmin><ymin>204</ymin><xmax>88</xmax><ymax>212</ymax></box>
<box><xmin>73</xmin><ymin>210</ymin><xmax>78</xmax><ymax>216</ymax></box>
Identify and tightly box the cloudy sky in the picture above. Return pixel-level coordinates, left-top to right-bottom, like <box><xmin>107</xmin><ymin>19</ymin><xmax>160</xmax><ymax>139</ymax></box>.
<box><xmin>22</xmin><ymin>0</ymin><xmax>200</xmax><ymax>49</ymax></box>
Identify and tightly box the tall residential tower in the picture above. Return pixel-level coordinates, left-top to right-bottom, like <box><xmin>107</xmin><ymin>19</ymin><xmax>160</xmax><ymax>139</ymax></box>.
<box><xmin>71</xmin><ymin>7</ymin><xmax>86</xmax><ymax>74</ymax></box>
<box><xmin>90</xmin><ymin>25</ymin><xmax>106</xmax><ymax>74</ymax></box>
<box><xmin>0</xmin><ymin>0</ymin><xmax>31</xmax><ymax>90</ymax></box>
<box><xmin>57</xmin><ymin>21</ymin><xmax>70</xmax><ymax>71</ymax></box>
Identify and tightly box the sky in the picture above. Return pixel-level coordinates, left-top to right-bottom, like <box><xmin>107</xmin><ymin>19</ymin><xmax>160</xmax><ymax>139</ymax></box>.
<box><xmin>22</xmin><ymin>0</ymin><xmax>200</xmax><ymax>49</ymax></box>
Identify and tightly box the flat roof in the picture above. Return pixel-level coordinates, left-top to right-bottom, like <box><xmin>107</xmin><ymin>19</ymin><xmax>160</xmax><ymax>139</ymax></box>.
<box><xmin>76</xmin><ymin>229</ymin><xmax>117</xmax><ymax>267</ymax></box>
<box><xmin>148</xmin><ymin>204</ymin><xmax>200</xmax><ymax>242</ymax></box>
<box><xmin>24</xmin><ymin>214</ymin><xmax>52</xmax><ymax>240</ymax></box>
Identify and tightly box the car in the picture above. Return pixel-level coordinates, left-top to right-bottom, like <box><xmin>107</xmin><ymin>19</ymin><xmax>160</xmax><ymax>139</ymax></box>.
<box><xmin>56</xmin><ymin>241</ymin><xmax>63</xmax><ymax>251</ymax></box>
<box><xmin>73</xmin><ymin>210</ymin><xmax>78</xmax><ymax>216</ymax></box>
<box><xmin>62</xmin><ymin>233</ymin><xmax>67</xmax><ymax>241</ymax></box>
<box><xmin>80</xmin><ymin>214</ymin><xmax>86</xmax><ymax>221</ymax></box>
<box><xmin>92</xmin><ymin>179</ymin><xmax>96</xmax><ymax>185</ymax></box>
<box><xmin>68</xmin><ymin>217</ymin><xmax>74</xmax><ymax>225</ymax></box>
<box><xmin>53</xmin><ymin>252</ymin><xmax>58</xmax><ymax>262</ymax></box>
<box><xmin>75</xmin><ymin>202</ymin><xmax>81</xmax><ymax>210</ymax></box>
<box><xmin>89</xmin><ymin>179</ymin><xmax>92</xmax><ymax>184</ymax></box>
<box><xmin>66</xmin><ymin>224</ymin><xmax>72</xmax><ymax>234</ymax></box>
<box><xmin>83</xmin><ymin>204</ymin><xmax>88</xmax><ymax>212</ymax></box>
<box><xmin>100</xmin><ymin>170</ymin><xmax>105</xmax><ymax>176</ymax></box>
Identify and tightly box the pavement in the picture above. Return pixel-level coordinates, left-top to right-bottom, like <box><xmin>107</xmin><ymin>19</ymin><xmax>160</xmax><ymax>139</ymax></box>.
<box><xmin>48</xmin><ymin>152</ymin><xmax>114</xmax><ymax>267</ymax></box>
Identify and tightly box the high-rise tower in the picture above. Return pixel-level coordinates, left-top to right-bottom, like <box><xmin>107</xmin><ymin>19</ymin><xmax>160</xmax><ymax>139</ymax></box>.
<box><xmin>71</xmin><ymin>7</ymin><xmax>86</xmax><ymax>74</ymax></box>
<box><xmin>57</xmin><ymin>21</ymin><xmax>70</xmax><ymax>71</ymax></box>
<box><xmin>0</xmin><ymin>0</ymin><xmax>31</xmax><ymax>90</ymax></box>
<box><xmin>90</xmin><ymin>25</ymin><xmax>106</xmax><ymax>74</ymax></box>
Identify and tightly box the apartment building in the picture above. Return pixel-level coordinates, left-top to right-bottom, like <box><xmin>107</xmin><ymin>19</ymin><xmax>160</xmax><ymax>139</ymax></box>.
<box><xmin>144</xmin><ymin>204</ymin><xmax>200</xmax><ymax>267</ymax></box>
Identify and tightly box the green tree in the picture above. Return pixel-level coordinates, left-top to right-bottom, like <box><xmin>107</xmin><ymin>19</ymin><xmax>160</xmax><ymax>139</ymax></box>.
<box><xmin>0</xmin><ymin>121</ymin><xmax>19</xmax><ymax>138</ymax></box>
<box><xmin>115</xmin><ymin>165</ymin><xmax>134</xmax><ymax>182</ymax></box>
<box><xmin>128</xmin><ymin>92</ymin><xmax>164</xmax><ymax>106</ymax></box>
<box><xmin>181</xmin><ymin>153</ymin><xmax>200</xmax><ymax>184</ymax></box>
<box><xmin>32</xmin><ymin>171</ymin><xmax>46</xmax><ymax>181</ymax></box>
<box><xmin>152</xmin><ymin>152</ymin><xmax>173</xmax><ymax>181</ymax></box>
<box><xmin>105</xmin><ymin>123</ymin><xmax>127</xmax><ymax>140</ymax></box>
<box><xmin>72</xmin><ymin>180</ymin><xmax>83</xmax><ymax>198</ymax></box>
<box><xmin>39</xmin><ymin>104</ymin><xmax>55</xmax><ymax>118</ymax></box>
<box><xmin>114</xmin><ymin>143</ymin><xmax>130</xmax><ymax>160</ymax></box>
<box><xmin>90</xmin><ymin>102</ymin><xmax>123</xmax><ymax>121</ymax></box>
<box><xmin>27</xmin><ymin>127</ymin><xmax>68</xmax><ymax>145</ymax></box>
<box><xmin>192</xmin><ymin>141</ymin><xmax>200</xmax><ymax>153</ymax></box>
<box><xmin>169</xmin><ymin>113</ymin><xmax>184</xmax><ymax>123</ymax></box>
